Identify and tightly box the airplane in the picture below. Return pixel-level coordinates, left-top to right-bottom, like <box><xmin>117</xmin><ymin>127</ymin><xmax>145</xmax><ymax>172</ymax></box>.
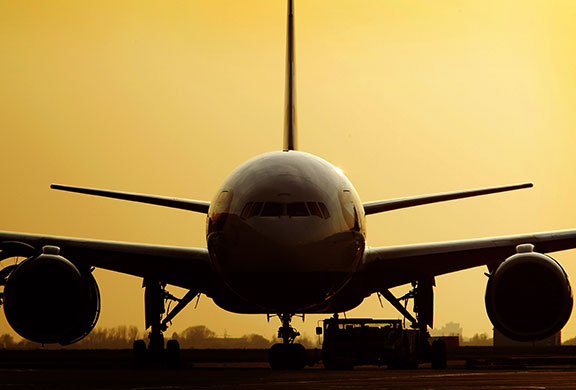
<box><xmin>1</xmin><ymin>0</ymin><xmax>575</xmax><ymax>369</ymax></box>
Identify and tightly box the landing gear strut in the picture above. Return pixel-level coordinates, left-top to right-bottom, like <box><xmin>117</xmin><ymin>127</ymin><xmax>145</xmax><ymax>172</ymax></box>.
<box><xmin>133</xmin><ymin>279</ymin><xmax>198</xmax><ymax>369</ymax></box>
<box><xmin>144</xmin><ymin>279</ymin><xmax>166</xmax><ymax>354</ymax></box>
<box><xmin>278</xmin><ymin>313</ymin><xmax>300</xmax><ymax>344</ymax></box>
<box><xmin>268</xmin><ymin>313</ymin><xmax>307</xmax><ymax>370</ymax></box>
<box><xmin>379</xmin><ymin>278</ymin><xmax>447</xmax><ymax>369</ymax></box>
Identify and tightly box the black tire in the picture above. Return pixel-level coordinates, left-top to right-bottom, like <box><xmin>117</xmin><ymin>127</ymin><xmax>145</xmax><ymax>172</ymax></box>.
<box><xmin>286</xmin><ymin>344</ymin><xmax>307</xmax><ymax>370</ymax></box>
<box><xmin>269</xmin><ymin>343</ymin><xmax>287</xmax><ymax>370</ymax></box>
<box><xmin>431</xmin><ymin>340</ymin><xmax>447</xmax><ymax>369</ymax></box>
<box><xmin>166</xmin><ymin>339</ymin><xmax>181</xmax><ymax>369</ymax></box>
<box><xmin>269</xmin><ymin>343</ymin><xmax>307</xmax><ymax>370</ymax></box>
<box><xmin>132</xmin><ymin>339</ymin><xmax>147</xmax><ymax>368</ymax></box>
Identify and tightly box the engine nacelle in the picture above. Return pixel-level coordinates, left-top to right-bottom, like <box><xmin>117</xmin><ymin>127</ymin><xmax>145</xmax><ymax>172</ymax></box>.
<box><xmin>485</xmin><ymin>244</ymin><xmax>573</xmax><ymax>341</ymax></box>
<box><xmin>3</xmin><ymin>246</ymin><xmax>100</xmax><ymax>345</ymax></box>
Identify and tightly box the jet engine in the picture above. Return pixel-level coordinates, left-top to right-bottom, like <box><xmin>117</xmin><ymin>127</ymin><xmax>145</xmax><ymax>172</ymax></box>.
<box><xmin>3</xmin><ymin>246</ymin><xmax>100</xmax><ymax>345</ymax></box>
<box><xmin>485</xmin><ymin>244</ymin><xmax>573</xmax><ymax>341</ymax></box>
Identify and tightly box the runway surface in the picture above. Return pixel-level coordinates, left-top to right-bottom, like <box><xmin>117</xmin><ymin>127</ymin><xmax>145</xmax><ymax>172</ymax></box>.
<box><xmin>3</xmin><ymin>349</ymin><xmax>576</xmax><ymax>389</ymax></box>
<box><xmin>3</xmin><ymin>364</ymin><xmax>576</xmax><ymax>390</ymax></box>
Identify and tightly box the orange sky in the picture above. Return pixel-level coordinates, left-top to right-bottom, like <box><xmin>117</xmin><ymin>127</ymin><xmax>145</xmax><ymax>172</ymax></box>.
<box><xmin>1</xmin><ymin>0</ymin><xmax>576</xmax><ymax>342</ymax></box>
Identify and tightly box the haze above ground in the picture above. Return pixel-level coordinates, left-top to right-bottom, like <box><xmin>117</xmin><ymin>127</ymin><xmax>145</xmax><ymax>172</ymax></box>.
<box><xmin>1</xmin><ymin>1</ymin><xmax>576</xmax><ymax>341</ymax></box>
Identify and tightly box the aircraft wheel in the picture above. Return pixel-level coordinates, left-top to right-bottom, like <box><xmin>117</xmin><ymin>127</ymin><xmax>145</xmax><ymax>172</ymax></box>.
<box><xmin>286</xmin><ymin>343</ymin><xmax>307</xmax><ymax>370</ymax></box>
<box><xmin>132</xmin><ymin>339</ymin><xmax>147</xmax><ymax>368</ymax></box>
<box><xmin>431</xmin><ymin>340</ymin><xmax>447</xmax><ymax>369</ymax></box>
<box><xmin>269</xmin><ymin>344</ymin><xmax>286</xmax><ymax>369</ymax></box>
<box><xmin>166</xmin><ymin>339</ymin><xmax>181</xmax><ymax>369</ymax></box>
<box><xmin>268</xmin><ymin>343</ymin><xmax>307</xmax><ymax>370</ymax></box>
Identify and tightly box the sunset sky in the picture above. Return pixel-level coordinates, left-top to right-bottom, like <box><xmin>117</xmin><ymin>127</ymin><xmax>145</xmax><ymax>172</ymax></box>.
<box><xmin>1</xmin><ymin>0</ymin><xmax>576</xmax><ymax>342</ymax></box>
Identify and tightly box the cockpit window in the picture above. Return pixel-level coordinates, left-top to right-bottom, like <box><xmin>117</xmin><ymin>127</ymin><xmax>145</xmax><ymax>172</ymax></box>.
<box><xmin>241</xmin><ymin>202</ymin><xmax>264</xmax><ymax>218</ymax></box>
<box><xmin>306</xmin><ymin>202</ymin><xmax>322</xmax><ymax>218</ymax></box>
<box><xmin>241</xmin><ymin>202</ymin><xmax>253</xmax><ymax>219</ymax></box>
<box><xmin>318</xmin><ymin>202</ymin><xmax>330</xmax><ymax>219</ymax></box>
<box><xmin>287</xmin><ymin>202</ymin><xmax>309</xmax><ymax>217</ymax></box>
<box><xmin>241</xmin><ymin>201</ymin><xmax>330</xmax><ymax>219</ymax></box>
<box><xmin>261</xmin><ymin>202</ymin><xmax>284</xmax><ymax>217</ymax></box>
<box><xmin>249</xmin><ymin>202</ymin><xmax>264</xmax><ymax>217</ymax></box>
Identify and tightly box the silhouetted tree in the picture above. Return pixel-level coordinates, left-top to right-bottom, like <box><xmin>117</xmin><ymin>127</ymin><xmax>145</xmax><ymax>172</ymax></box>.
<box><xmin>172</xmin><ymin>326</ymin><xmax>277</xmax><ymax>349</ymax></box>
<box><xmin>72</xmin><ymin>325</ymin><xmax>143</xmax><ymax>349</ymax></box>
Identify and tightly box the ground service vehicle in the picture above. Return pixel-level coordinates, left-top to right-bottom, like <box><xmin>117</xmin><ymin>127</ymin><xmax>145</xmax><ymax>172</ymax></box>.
<box><xmin>319</xmin><ymin>317</ymin><xmax>447</xmax><ymax>370</ymax></box>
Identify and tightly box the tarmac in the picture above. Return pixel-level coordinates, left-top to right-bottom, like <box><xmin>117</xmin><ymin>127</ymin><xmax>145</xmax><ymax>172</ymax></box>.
<box><xmin>2</xmin><ymin>350</ymin><xmax>576</xmax><ymax>389</ymax></box>
<box><xmin>3</xmin><ymin>364</ymin><xmax>576</xmax><ymax>389</ymax></box>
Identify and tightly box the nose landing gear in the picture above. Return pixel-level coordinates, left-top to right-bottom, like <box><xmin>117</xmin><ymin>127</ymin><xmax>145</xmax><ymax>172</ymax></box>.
<box><xmin>268</xmin><ymin>313</ymin><xmax>308</xmax><ymax>370</ymax></box>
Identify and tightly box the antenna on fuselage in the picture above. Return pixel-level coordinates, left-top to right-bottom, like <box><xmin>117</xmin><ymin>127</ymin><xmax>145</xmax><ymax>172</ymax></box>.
<box><xmin>283</xmin><ymin>0</ymin><xmax>297</xmax><ymax>151</ymax></box>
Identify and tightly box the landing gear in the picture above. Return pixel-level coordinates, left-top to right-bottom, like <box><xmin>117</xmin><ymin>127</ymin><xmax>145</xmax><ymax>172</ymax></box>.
<box><xmin>144</xmin><ymin>279</ymin><xmax>166</xmax><ymax>353</ymax></box>
<box><xmin>431</xmin><ymin>339</ymin><xmax>447</xmax><ymax>369</ymax></box>
<box><xmin>379</xmin><ymin>278</ymin><xmax>445</xmax><ymax>369</ymax></box>
<box><xmin>268</xmin><ymin>313</ymin><xmax>307</xmax><ymax>370</ymax></box>
<box><xmin>269</xmin><ymin>343</ymin><xmax>307</xmax><ymax>370</ymax></box>
<box><xmin>132</xmin><ymin>279</ymin><xmax>196</xmax><ymax>369</ymax></box>
<box><xmin>166</xmin><ymin>339</ymin><xmax>182</xmax><ymax>369</ymax></box>
<box><xmin>132</xmin><ymin>339</ymin><xmax>147</xmax><ymax>368</ymax></box>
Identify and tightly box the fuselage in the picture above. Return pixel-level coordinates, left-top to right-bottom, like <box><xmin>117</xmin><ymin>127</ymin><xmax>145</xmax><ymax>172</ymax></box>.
<box><xmin>206</xmin><ymin>151</ymin><xmax>366</xmax><ymax>313</ymax></box>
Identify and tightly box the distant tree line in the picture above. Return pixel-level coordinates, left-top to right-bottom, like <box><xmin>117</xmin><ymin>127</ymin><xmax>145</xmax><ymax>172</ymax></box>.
<box><xmin>169</xmin><ymin>325</ymin><xmax>318</xmax><ymax>349</ymax></box>
<box><xmin>0</xmin><ymin>325</ymin><xmax>319</xmax><ymax>350</ymax></box>
<box><xmin>0</xmin><ymin>326</ymin><xmax>142</xmax><ymax>350</ymax></box>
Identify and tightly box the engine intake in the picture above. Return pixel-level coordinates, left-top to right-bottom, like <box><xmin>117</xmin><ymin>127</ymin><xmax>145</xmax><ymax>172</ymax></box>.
<box><xmin>3</xmin><ymin>246</ymin><xmax>100</xmax><ymax>345</ymax></box>
<box><xmin>485</xmin><ymin>244</ymin><xmax>573</xmax><ymax>341</ymax></box>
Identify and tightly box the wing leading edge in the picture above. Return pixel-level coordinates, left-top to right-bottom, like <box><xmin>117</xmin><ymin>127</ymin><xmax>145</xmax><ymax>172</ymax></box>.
<box><xmin>360</xmin><ymin>229</ymin><xmax>576</xmax><ymax>293</ymax></box>
<box><xmin>0</xmin><ymin>231</ymin><xmax>213</xmax><ymax>292</ymax></box>
<box><xmin>363</xmin><ymin>183</ymin><xmax>533</xmax><ymax>215</ymax></box>
<box><xmin>51</xmin><ymin>184</ymin><xmax>210</xmax><ymax>214</ymax></box>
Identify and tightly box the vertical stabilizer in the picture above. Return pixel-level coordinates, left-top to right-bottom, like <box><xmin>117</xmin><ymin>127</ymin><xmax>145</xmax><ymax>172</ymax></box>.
<box><xmin>283</xmin><ymin>0</ymin><xmax>297</xmax><ymax>151</ymax></box>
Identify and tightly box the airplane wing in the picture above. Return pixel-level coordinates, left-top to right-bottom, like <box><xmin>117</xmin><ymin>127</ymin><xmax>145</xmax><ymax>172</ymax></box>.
<box><xmin>360</xmin><ymin>229</ymin><xmax>576</xmax><ymax>292</ymax></box>
<box><xmin>363</xmin><ymin>183</ymin><xmax>532</xmax><ymax>215</ymax></box>
<box><xmin>0</xmin><ymin>231</ymin><xmax>213</xmax><ymax>292</ymax></box>
<box><xmin>50</xmin><ymin>184</ymin><xmax>210</xmax><ymax>214</ymax></box>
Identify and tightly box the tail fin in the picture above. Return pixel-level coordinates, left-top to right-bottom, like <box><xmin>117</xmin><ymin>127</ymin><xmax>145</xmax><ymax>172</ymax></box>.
<box><xmin>283</xmin><ymin>0</ymin><xmax>297</xmax><ymax>151</ymax></box>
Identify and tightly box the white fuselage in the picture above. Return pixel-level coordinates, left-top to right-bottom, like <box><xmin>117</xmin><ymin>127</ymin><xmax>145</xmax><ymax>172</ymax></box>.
<box><xmin>206</xmin><ymin>151</ymin><xmax>366</xmax><ymax>313</ymax></box>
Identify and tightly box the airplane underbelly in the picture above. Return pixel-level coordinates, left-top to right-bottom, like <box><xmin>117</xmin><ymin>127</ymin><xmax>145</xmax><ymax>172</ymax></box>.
<box><xmin>207</xmin><ymin>219</ymin><xmax>365</xmax><ymax>312</ymax></box>
<box><xmin>216</xmin><ymin>270</ymin><xmax>353</xmax><ymax>312</ymax></box>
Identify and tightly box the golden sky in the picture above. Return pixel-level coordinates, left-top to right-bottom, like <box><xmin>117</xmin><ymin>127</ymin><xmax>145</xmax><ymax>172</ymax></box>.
<box><xmin>1</xmin><ymin>0</ymin><xmax>576</xmax><ymax>341</ymax></box>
